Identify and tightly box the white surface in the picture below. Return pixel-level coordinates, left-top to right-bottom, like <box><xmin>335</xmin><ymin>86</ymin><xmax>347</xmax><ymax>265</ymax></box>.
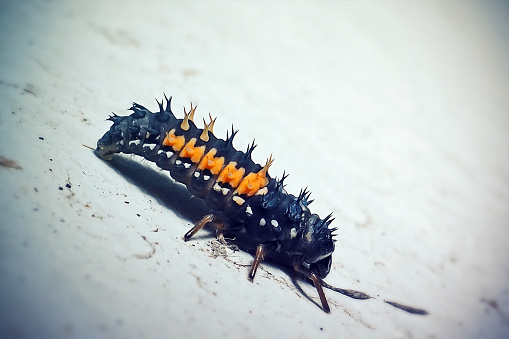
<box><xmin>0</xmin><ymin>1</ymin><xmax>508</xmax><ymax>338</ymax></box>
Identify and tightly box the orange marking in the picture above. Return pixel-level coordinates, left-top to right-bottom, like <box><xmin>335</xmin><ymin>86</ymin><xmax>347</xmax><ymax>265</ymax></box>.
<box><xmin>217</xmin><ymin>162</ymin><xmax>245</xmax><ymax>188</ymax></box>
<box><xmin>162</xmin><ymin>129</ymin><xmax>185</xmax><ymax>151</ymax></box>
<box><xmin>236</xmin><ymin>172</ymin><xmax>269</xmax><ymax>196</ymax></box>
<box><xmin>235</xmin><ymin>155</ymin><xmax>274</xmax><ymax>196</ymax></box>
<box><xmin>179</xmin><ymin>138</ymin><xmax>206</xmax><ymax>163</ymax></box>
<box><xmin>198</xmin><ymin>149</ymin><xmax>225</xmax><ymax>175</ymax></box>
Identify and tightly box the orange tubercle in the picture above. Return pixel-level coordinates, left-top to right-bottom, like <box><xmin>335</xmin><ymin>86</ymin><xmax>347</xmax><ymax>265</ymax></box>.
<box><xmin>179</xmin><ymin>138</ymin><xmax>206</xmax><ymax>163</ymax></box>
<box><xmin>217</xmin><ymin>162</ymin><xmax>245</xmax><ymax>188</ymax></box>
<box><xmin>162</xmin><ymin>129</ymin><xmax>186</xmax><ymax>151</ymax></box>
<box><xmin>236</xmin><ymin>171</ymin><xmax>268</xmax><ymax>196</ymax></box>
<box><xmin>198</xmin><ymin>149</ymin><xmax>225</xmax><ymax>175</ymax></box>
<box><xmin>235</xmin><ymin>155</ymin><xmax>274</xmax><ymax>196</ymax></box>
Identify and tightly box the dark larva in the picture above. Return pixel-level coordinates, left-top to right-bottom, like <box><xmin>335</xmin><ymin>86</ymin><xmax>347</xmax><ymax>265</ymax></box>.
<box><xmin>96</xmin><ymin>95</ymin><xmax>427</xmax><ymax>315</ymax></box>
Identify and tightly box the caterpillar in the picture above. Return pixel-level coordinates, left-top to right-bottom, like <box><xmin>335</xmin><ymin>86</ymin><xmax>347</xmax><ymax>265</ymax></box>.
<box><xmin>95</xmin><ymin>95</ymin><xmax>427</xmax><ymax>315</ymax></box>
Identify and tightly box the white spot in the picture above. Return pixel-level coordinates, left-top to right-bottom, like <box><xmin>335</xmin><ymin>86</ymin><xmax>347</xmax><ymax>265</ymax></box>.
<box><xmin>233</xmin><ymin>196</ymin><xmax>245</xmax><ymax>205</ymax></box>
<box><xmin>259</xmin><ymin>218</ymin><xmax>266</xmax><ymax>226</ymax></box>
<box><xmin>305</xmin><ymin>231</ymin><xmax>313</xmax><ymax>243</ymax></box>
<box><xmin>129</xmin><ymin>140</ymin><xmax>141</xmax><ymax>146</ymax></box>
<box><xmin>183</xmin><ymin>162</ymin><xmax>191</xmax><ymax>169</ymax></box>
<box><xmin>175</xmin><ymin>159</ymin><xmax>182</xmax><ymax>165</ymax></box>
<box><xmin>119</xmin><ymin>140</ymin><xmax>124</xmax><ymax>146</ymax></box>
<box><xmin>255</xmin><ymin>187</ymin><xmax>268</xmax><ymax>196</ymax></box>
<box><xmin>146</xmin><ymin>131</ymin><xmax>151</xmax><ymax>139</ymax></box>
<box><xmin>221</xmin><ymin>187</ymin><xmax>229</xmax><ymax>196</ymax></box>
<box><xmin>194</xmin><ymin>172</ymin><xmax>200</xmax><ymax>178</ymax></box>
<box><xmin>203</xmin><ymin>175</ymin><xmax>210</xmax><ymax>181</ymax></box>
<box><xmin>166</xmin><ymin>151</ymin><xmax>173</xmax><ymax>158</ymax></box>
<box><xmin>246</xmin><ymin>206</ymin><xmax>253</xmax><ymax>216</ymax></box>
<box><xmin>271</xmin><ymin>220</ymin><xmax>279</xmax><ymax>228</ymax></box>
<box><xmin>213</xmin><ymin>183</ymin><xmax>222</xmax><ymax>192</ymax></box>
<box><xmin>147</xmin><ymin>143</ymin><xmax>157</xmax><ymax>150</ymax></box>
<box><xmin>290</xmin><ymin>228</ymin><xmax>297</xmax><ymax>239</ymax></box>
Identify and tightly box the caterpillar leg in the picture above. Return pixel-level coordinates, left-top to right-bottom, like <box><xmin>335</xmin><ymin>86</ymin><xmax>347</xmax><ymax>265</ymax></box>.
<box><xmin>184</xmin><ymin>214</ymin><xmax>224</xmax><ymax>241</ymax></box>
<box><xmin>248</xmin><ymin>244</ymin><xmax>266</xmax><ymax>282</ymax></box>
<box><xmin>294</xmin><ymin>264</ymin><xmax>330</xmax><ymax>314</ymax></box>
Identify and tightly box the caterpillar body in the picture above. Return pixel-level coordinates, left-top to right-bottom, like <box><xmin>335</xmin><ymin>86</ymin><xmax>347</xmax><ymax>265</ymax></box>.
<box><xmin>97</xmin><ymin>95</ymin><xmax>404</xmax><ymax>314</ymax></box>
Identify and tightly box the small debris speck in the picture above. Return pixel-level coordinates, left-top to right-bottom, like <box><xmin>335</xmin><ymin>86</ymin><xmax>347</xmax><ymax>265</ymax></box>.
<box><xmin>39</xmin><ymin>137</ymin><xmax>44</xmax><ymax>140</ymax></box>
<box><xmin>0</xmin><ymin>156</ymin><xmax>22</xmax><ymax>170</ymax></box>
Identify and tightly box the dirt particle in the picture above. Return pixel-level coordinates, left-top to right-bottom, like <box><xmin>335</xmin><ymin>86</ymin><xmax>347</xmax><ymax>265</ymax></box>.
<box><xmin>23</xmin><ymin>84</ymin><xmax>37</xmax><ymax>96</ymax></box>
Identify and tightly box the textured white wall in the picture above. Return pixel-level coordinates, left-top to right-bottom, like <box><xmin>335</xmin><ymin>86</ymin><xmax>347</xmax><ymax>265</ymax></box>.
<box><xmin>0</xmin><ymin>1</ymin><xmax>507</xmax><ymax>338</ymax></box>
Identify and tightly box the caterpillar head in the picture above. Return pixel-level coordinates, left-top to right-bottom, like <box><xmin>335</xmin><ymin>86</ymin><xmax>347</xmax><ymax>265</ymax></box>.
<box><xmin>301</xmin><ymin>213</ymin><xmax>335</xmax><ymax>278</ymax></box>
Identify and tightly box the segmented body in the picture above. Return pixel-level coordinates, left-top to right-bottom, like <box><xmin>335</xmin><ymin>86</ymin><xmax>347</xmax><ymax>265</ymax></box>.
<box><xmin>96</xmin><ymin>95</ymin><xmax>337</xmax><ymax>311</ymax></box>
